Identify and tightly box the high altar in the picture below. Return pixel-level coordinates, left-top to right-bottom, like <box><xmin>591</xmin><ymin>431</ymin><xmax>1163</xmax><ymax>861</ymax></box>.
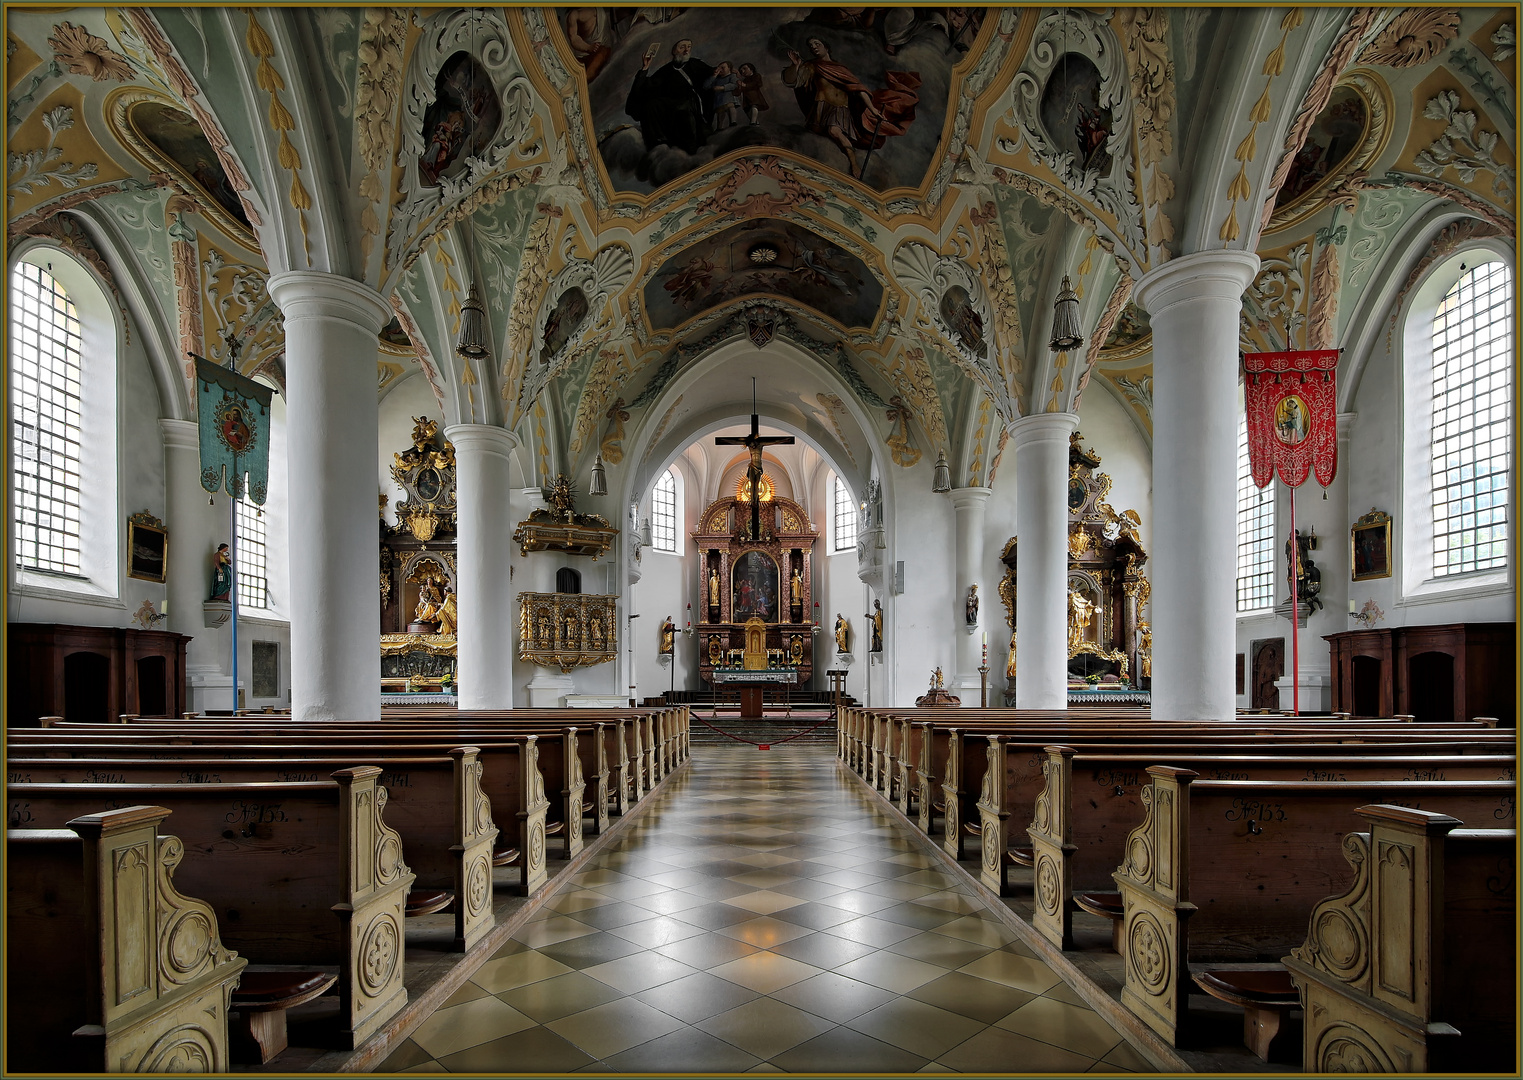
<box><xmin>692</xmin><ymin>475</ymin><xmax>818</xmax><ymax>690</ymax></box>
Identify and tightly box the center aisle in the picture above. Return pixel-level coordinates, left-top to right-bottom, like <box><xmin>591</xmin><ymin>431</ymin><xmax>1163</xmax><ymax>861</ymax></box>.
<box><xmin>378</xmin><ymin>744</ymin><xmax>1152</xmax><ymax>1073</ymax></box>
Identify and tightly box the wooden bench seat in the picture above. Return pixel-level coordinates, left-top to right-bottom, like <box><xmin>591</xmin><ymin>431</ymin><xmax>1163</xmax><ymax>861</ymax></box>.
<box><xmin>1111</xmin><ymin>769</ymin><xmax>1516</xmax><ymax>1045</ymax></box>
<box><xmin>1192</xmin><ymin>968</ymin><xmax>1301</xmax><ymax>1061</ymax></box>
<box><xmin>230</xmin><ymin>969</ymin><xmax>338</xmax><ymax>1064</ymax></box>
<box><xmin>7</xmin><ymin>804</ymin><xmax>248</xmax><ymax>1072</ymax></box>
<box><xmin>8</xmin><ymin>749</ymin><xmax>503</xmax><ymax>949</ymax></box>
<box><xmin>1285</xmin><ymin>805</ymin><xmax>1515</xmax><ymax>1072</ymax></box>
<box><xmin>6</xmin><ymin>770</ymin><xmax>413</xmax><ymax>1048</ymax></box>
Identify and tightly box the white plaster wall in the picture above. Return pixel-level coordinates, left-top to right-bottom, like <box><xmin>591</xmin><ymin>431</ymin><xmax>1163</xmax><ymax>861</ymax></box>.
<box><xmin>1076</xmin><ymin>388</ymin><xmax>1154</xmax><ymax>556</ymax></box>
<box><xmin>885</xmin><ymin>466</ymin><xmax>957</xmax><ymax>706</ymax></box>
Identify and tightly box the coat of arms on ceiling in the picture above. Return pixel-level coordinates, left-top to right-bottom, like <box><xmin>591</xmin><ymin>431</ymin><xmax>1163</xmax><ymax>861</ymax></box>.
<box><xmin>745</xmin><ymin>306</ymin><xmax>775</xmax><ymax>348</ymax></box>
<box><xmin>556</xmin><ymin>7</ymin><xmax>987</xmax><ymax>193</ymax></box>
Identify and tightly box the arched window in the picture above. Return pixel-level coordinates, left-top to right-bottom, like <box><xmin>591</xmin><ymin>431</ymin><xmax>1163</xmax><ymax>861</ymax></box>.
<box><xmin>651</xmin><ymin>469</ymin><xmax>678</xmax><ymax>553</ymax></box>
<box><xmin>1428</xmin><ymin>262</ymin><xmax>1512</xmax><ymax>577</ymax></box>
<box><xmin>831</xmin><ymin>472</ymin><xmax>857</xmax><ymax>554</ymax></box>
<box><xmin>1235</xmin><ymin>410</ymin><xmax>1275</xmax><ymax>610</ymax></box>
<box><xmin>9</xmin><ymin>250</ymin><xmax>117</xmax><ymax>595</ymax></box>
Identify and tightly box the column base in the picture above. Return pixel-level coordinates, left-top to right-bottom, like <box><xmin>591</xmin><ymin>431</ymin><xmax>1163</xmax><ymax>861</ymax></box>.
<box><xmin>525</xmin><ymin>674</ymin><xmax>576</xmax><ymax>707</ymax></box>
<box><xmin>1274</xmin><ymin>673</ymin><xmax>1331</xmax><ymax>714</ymax></box>
<box><xmin>189</xmin><ymin>673</ymin><xmax>244</xmax><ymax>714</ymax></box>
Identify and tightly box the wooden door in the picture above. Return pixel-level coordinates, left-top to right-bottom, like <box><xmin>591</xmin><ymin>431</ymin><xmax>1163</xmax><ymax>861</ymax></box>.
<box><xmin>1252</xmin><ymin>639</ymin><xmax>1284</xmax><ymax>711</ymax></box>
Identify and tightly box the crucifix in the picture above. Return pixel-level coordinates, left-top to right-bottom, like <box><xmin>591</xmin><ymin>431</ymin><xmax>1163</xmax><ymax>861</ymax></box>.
<box><xmin>715</xmin><ymin>379</ymin><xmax>793</xmax><ymax>541</ymax></box>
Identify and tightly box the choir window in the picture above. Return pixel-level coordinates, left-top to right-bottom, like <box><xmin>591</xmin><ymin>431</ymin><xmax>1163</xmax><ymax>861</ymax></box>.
<box><xmin>235</xmin><ymin>499</ymin><xmax>269</xmax><ymax>609</ymax></box>
<box><xmin>1235</xmin><ymin>410</ymin><xmax>1275</xmax><ymax>611</ymax></box>
<box><xmin>651</xmin><ymin>469</ymin><xmax>678</xmax><ymax>553</ymax></box>
<box><xmin>1429</xmin><ymin>262</ymin><xmax>1512</xmax><ymax>577</ymax></box>
<box><xmin>832</xmin><ymin>473</ymin><xmax>857</xmax><ymax>554</ymax></box>
<box><xmin>9</xmin><ymin>250</ymin><xmax>117</xmax><ymax>596</ymax></box>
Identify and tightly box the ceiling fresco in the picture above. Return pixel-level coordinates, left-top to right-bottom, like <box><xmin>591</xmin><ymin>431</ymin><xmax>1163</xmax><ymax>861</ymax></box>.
<box><xmin>558</xmin><ymin>6</ymin><xmax>989</xmax><ymax>195</ymax></box>
<box><xmin>643</xmin><ymin>218</ymin><xmax>882</xmax><ymax>333</ymax></box>
<box><xmin>1</xmin><ymin>5</ymin><xmax>1516</xmax><ymax>486</ymax></box>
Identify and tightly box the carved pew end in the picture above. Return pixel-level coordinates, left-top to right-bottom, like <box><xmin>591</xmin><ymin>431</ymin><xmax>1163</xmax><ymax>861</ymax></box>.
<box><xmin>405</xmin><ymin>889</ymin><xmax>454</xmax><ymax>917</ymax></box>
<box><xmin>230</xmin><ymin>970</ymin><xmax>339</xmax><ymax>1064</ymax></box>
<box><xmin>1074</xmin><ymin>891</ymin><xmax>1126</xmax><ymax>957</ymax></box>
<box><xmin>1192</xmin><ymin>969</ymin><xmax>1300</xmax><ymax>1063</ymax></box>
<box><xmin>493</xmin><ymin>846</ymin><xmax>521</xmax><ymax>867</ymax></box>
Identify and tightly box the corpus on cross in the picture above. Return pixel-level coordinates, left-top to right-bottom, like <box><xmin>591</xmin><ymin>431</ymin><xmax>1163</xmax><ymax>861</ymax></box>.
<box><xmin>716</xmin><ymin>380</ymin><xmax>793</xmax><ymax>540</ymax></box>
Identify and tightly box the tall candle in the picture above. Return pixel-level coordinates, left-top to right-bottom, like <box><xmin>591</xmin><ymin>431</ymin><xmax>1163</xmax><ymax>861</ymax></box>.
<box><xmin>1348</xmin><ymin>598</ymin><xmax>1356</xmax><ymax>614</ymax></box>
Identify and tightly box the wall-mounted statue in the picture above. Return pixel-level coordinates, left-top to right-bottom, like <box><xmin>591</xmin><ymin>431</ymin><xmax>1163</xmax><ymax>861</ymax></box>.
<box><xmin>834</xmin><ymin>613</ymin><xmax>850</xmax><ymax>654</ymax></box>
<box><xmin>210</xmin><ymin>543</ymin><xmax>232</xmax><ymax>602</ymax></box>
<box><xmin>965</xmin><ymin>583</ymin><xmax>979</xmax><ymax>625</ymax></box>
<box><xmin>869</xmin><ymin>598</ymin><xmax>884</xmax><ymax>652</ymax></box>
<box><xmin>660</xmin><ymin>615</ymin><xmax>675</xmax><ymax>654</ymax></box>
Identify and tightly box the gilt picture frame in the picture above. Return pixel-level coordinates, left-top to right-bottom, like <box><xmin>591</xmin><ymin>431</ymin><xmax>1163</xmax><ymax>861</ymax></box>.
<box><xmin>127</xmin><ymin>512</ymin><xmax>169</xmax><ymax>583</ymax></box>
<box><xmin>1350</xmin><ymin>509</ymin><xmax>1392</xmax><ymax>581</ymax></box>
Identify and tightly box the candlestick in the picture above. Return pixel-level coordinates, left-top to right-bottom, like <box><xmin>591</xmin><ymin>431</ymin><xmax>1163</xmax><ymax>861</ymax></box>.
<box><xmin>1347</xmin><ymin>597</ymin><xmax>1356</xmax><ymax>614</ymax></box>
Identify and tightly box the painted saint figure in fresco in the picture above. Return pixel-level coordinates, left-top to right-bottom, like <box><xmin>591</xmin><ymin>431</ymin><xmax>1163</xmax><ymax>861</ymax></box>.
<box><xmin>564</xmin><ymin>8</ymin><xmax>614</xmax><ymax>82</ymax></box>
<box><xmin>781</xmin><ymin>37</ymin><xmax>921</xmax><ymax>178</ymax></box>
<box><xmin>706</xmin><ymin>62</ymin><xmax>742</xmax><ymax>131</ymax></box>
<box><xmin>625</xmin><ymin>38</ymin><xmax>714</xmax><ymax>154</ymax></box>
<box><xmin>736</xmin><ymin>62</ymin><xmax>768</xmax><ymax>124</ymax></box>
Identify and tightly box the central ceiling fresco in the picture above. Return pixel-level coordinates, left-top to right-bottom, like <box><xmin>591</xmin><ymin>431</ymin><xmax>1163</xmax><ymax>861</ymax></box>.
<box><xmin>643</xmin><ymin>218</ymin><xmax>882</xmax><ymax>333</ymax></box>
<box><xmin>559</xmin><ymin>6</ymin><xmax>987</xmax><ymax>194</ymax></box>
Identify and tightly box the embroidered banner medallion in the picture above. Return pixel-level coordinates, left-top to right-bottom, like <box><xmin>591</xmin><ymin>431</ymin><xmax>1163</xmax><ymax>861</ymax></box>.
<box><xmin>1242</xmin><ymin>349</ymin><xmax>1339</xmax><ymax>489</ymax></box>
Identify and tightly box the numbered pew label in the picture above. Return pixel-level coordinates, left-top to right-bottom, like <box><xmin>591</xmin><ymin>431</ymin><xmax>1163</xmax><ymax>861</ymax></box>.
<box><xmin>224</xmin><ymin>802</ymin><xmax>288</xmax><ymax>825</ymax></box>
<box><xmin>84</xmin><ymin>770</ymin><xmax>127</xmax><ymax>783</ymax></box>
<box><xmin>1092</xmin><ymin>768</ymin><xmax>1143</xmax><ymax>789</ymax></box>
<box><xmin>177</xmin><ymin>770</ymin><xmax>222</xmax><ymax>784</ymax></box>
<box><xmin>1206</xmin><ymin>769</ymin><xmax>1249</xmax><ymax>781</ymax></box>
<box><xmin>1405</xmin><ymin>767</ymin><xmax>1446</xmax><ymax>781</ymax></box>
<box><xmin>278</xmin><ymin>772</ymin><xmax>319</xmax><ymax>782</ymax></box>
<box><xmin>1224</xmin><ymin>798</ymin><xmax>1286</xmax><ymax>823</ymax></box>
<box><xmin>379</xmin><ymin>771</ymin><xmax>411</xmax><ymax>788</ymax></box>
<box><xmin>1302</xmin><ymin>768</ymin><xmax>1347</xmax><ymax>782</ymax></box>
<box><xmin>8</xmin><ymin>802</ymin><xmax>33</xmax><ymax>826</ymax></box>
<box><xmin>7</xmin><ymin>772</ymin><xmax>31</xmax><ymax>784</ymax></box>
<box><xmin>1496</xmin><ymin>795</ymin><xmax>1513</xmax><ymax>821</ymax></box>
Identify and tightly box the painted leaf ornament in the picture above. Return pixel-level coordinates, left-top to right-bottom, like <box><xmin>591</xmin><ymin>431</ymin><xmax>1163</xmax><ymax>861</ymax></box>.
<box><xmin>1242</xmin><ymin>350</ymin><xmax>1339</xmax><ymax>489</ymax></box>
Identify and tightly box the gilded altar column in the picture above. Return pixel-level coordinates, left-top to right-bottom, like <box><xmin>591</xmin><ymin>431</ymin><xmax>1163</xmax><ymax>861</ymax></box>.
<box><xmin>950</xmin><ymin>487</ymin><xmax>992</xmax><ymax>707</ymax></box>
<box><xmin>1134</xmin><ymin>250</ymin><xmax>1259</xmax><ymax>722</ymax></box>
<box><xmin>447</xmin><ymin>424</ymin><xmax>519</xmax><ymax>709</ymax></box>
<box><xmin>268</xmin><ymin>271</ymin><xmax>391</xmax><ymax>722</ymax></box>
<box><xmin>1008</xmin><ymin>413</ymin><xmax>1080</xmax><ymax>709</ymax></box>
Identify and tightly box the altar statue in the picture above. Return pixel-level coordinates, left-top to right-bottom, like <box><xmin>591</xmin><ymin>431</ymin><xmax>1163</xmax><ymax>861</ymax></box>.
<box><xmin>708</xmin><ymin>567</ymin><xmax>720</xmax><ymax>608</ymax></box>
<box><xmin>1006</xmin><ymin>629</ymin><xmax>1017</xmax><ymax>679</ymax></box>
<box><xmin>660</xmin><ymin>615</ymin><xmax>675</xmax><ymax>654</ymax></box>
<box><xmin>436</xmin><ymin>587</ymin><xmax>458</xmax><ymax>636</ymax></box>
<box><xmin>415</xmin><ymin>576</ymin><xmax>444</xmax><ymax>625</ymax></box>
<box><xmin>790</xmin><ymin>568</ymin><xmax>803</xmax><ymax>605</ymax></box>
<box><xmin>834</xmin><ymin>613</ymin><xmax>850</xmax><ymax>653</ymax></box>
<box><xmin>1068</xmin><ymin>588</ymin><xmax>1095</xmax><ymax>651</ymax></box>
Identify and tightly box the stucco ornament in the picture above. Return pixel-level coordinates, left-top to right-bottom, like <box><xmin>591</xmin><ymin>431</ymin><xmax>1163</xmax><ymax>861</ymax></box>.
<box><xmin>1004</xmin><ymin>9</ymin><xmax>1146</xmax><ymax>256</ymax></box>
<box><xmin>48</xmin><ymin>21</ymin><xmax>136</xmax><ymax>81</ymax></box>
<box><xmin>395</xmin><ymin>9</ymin><xmax>538</xmax><ymax>250</ymax></box>
<box><xmin>1359</xmin><ymin>8</ymin><xmax>1459</xmax><ymax>67</ymax></box>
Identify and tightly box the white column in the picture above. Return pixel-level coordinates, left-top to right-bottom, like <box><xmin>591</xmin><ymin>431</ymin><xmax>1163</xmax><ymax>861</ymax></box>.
<box><xmin>161</xmin><ymin>419</ymin><xmax>237</xmax><ymax>709</ymax></box>
<box><xmin>950</xmin><ymin>487</ymin><xmax>992</xmax><ymax>706</ymax></box>
<box><xmin>1134</xmin><ymin>250</ymin><xmax>1260</xmax><ymax>722</ymax></box>
<box><xmin>1008</xmin><ymin>413</ymin><xmax>1080</xmax><ymax>709</ymax></box>
<box><xmin>446</xmin><ymin>424</ymin><xmax>519</xmax><ymax>709</ymax></box>
<box><xmin>268</xmin><ymin>271</ymin><xmax>391</xmax><ymax>722</ymax></box>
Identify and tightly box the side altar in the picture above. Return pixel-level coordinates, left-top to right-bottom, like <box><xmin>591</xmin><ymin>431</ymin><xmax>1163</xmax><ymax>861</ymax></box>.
<box><xmin>710</xmin><ymin>617</ymin><xmax>803</xmax><ymax>717</ymax></box>
<box><xmin>692</xmin><ymin>480</ymin><xmax>819</xmax><ymax>691</ymax></box>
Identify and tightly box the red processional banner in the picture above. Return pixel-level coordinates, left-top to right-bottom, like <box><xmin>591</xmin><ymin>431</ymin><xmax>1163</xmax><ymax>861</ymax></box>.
<box><xmin>1242</xmin><ymin>350</ymin><xmax>1339</xmax><ymax>489</ymax></box>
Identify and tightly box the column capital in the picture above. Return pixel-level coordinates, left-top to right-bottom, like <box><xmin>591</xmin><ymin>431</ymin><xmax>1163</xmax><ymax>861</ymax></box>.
<box><xmin>1336</xmin><ymin>412</ymin><xmax>1358</xmax><ymax>450</ymax></box>
<box><xmin>949</xmin><ymin>486</ymin><xmax>993</xmax><ymax>512</ymax></box>
<box><xmin>445</xmin><ymin>423</ymin><xmax>520</xmax><ymax>460</ymax></box>
<box><xmin>1133</xmin><ymin>250</ymin><xmax>1260</xmax><ymax>319</ymax></box>
<box><xmin>159</xmin><ymin>417</ymin><xmax>198</xmax><ymax>451</ymax></box>
<box><xmin>1005</xmin><ymin>411</ymin><xmax>1080</xmax><ymax>447</ymax></box>
<box><xmin>268</xmin><ymin>270</ymin><xmax>391</xmax><ymax>334</ymax></box>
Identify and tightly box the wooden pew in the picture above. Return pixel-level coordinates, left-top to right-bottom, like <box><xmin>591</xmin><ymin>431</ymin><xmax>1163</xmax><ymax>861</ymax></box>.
<box><xmin>7</xmin><ymin>749</ymin><xmax>502</xmax><ymax>950</ymax></box>
<box><xmin>7</xmin><ymin>804</ymin><xmax>249</xmax><ymax>1072</ymax></box>
<box><xmin>1110</xmin><ymin>768</ymin><xmax>1515</xmax><ymax>1045</ymax></box>
<box><xmin>9</xmin><ymin>737</ymin><xmax>555</xmax><ymax>898</ymax></box>
<box><xmin>7</xmin><ymin>769</ymin><xmax>414</xmax><ymax>1048</ymax></box>
<box><xmin>1284</xmin><ymin>805</ymin><xmax>1516</xmax><ymax>1072</ymax></box>
<box><xmin>1013</xmin><ymin>743</ymin><xmax>1516</xmax><ymax>946</ymax></box>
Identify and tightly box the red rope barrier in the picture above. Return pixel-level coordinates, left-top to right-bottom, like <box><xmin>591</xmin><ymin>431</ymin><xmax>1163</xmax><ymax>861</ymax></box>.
<box><xmin>693</xmin><ymin>714</ymin><xmax>834</xmax><ymax>748</ymax></box>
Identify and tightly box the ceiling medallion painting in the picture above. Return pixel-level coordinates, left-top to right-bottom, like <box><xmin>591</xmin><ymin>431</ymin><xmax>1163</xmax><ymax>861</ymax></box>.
<box><xmin>1267</xmin><ymin>71</ymin><xmax>1392</xmax><ymax>233</ymax></box>
<box><xmin>107</xmin><ymin>89</ymin><xmax>253</xmax><ymax>244</ymax></box>
<box><xmin>643</xmin><ymin>219</ymin><xmax>882</xmax><ymax>333</ymax></box>
<box><xmin>558</xmin><ymin>6</ymin><xmax>988</xmax><ymax>193</ymax></box>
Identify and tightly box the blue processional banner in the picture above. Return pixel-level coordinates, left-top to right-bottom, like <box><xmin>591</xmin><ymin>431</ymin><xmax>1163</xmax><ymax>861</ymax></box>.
<box><xmin>194</xmin><ymin>354</ymin><xmax>273</xmax><ymax>505</ymax></box>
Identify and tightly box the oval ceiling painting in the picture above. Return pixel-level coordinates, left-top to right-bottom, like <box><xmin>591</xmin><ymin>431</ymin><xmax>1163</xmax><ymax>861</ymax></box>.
<box><xmin>129</xmin><ymin>100</ymin><xmax>249</xmax><ymax>230</ymax></box>
<box><xmin>559</xmin><ymin>6</ymin><xmax>987</xmax><ymax>194</ymax></box>
<box><xmin>1274</xmin><ymin>86</ymin><xmax>1367</xmax><ymax>210</ymax></box>
<box><xmin>644</xmin><ymin>219</ymin><xmax>882</xmax><ymax>333</ymax></box>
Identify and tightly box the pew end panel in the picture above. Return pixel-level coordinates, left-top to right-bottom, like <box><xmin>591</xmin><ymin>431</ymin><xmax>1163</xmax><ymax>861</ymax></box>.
<box><xmin>1113</xmin><ymin>766</ymin><xmax>1199</xmax><ymax>1046</ymax></box>
<box><xmin>1029</xmin><ymin>745</ymin><xmax>1079</xmax><ymax>948</ymax></box>
<box><xmin>519</xmin><ymin>736</ymin><xmax>552</xmax><ymax>896</ymax></box>
<box><xmin>7</xmin><ymin>805</ymin><xmax>248</xmax><ymax>1073</ymax></box>
<box><xmin>974</xmin><ymin>736</ymin><xmax>1010</xmax><ymax>895</ymax></box>
<box><xmin>1286</xmin><ymin>805</ymin><xmax>1517</xmax><ymax>1073</ymax></box>
<box><xmin>449</xmin><ymin>748</ymin><xmax>499</xmax><ymax>953</ymax></box>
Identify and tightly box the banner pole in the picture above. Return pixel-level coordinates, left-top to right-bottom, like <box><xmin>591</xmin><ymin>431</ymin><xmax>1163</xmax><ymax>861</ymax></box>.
<box><xmin>229</xmin><ymin>485</ymin><xmax>239</xmax><ymax>716</ymax></box>
<box><xmin>1289</xmin><ymin>483</ymin><xmax>1299</xmax><ymax>717</ymax></box>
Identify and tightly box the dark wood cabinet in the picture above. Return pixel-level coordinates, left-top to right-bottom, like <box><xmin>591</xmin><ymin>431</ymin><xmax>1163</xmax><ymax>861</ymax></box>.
<box><xmin>6</xmin><ymin>623</ymin><xmax>190</xmax><ymax>725</ymax></box>
<box><xmin>1325</xmin><ymin>623</ymin><xmax>1515</xmax><ymax>725</ymax></box>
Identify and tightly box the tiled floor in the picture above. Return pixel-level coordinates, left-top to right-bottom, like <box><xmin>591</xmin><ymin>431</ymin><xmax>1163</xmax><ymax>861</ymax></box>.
<box><xmin>377</xmin><ymin>745</ymin><xmax>1151</xmax><ymax>1073</ymax></box>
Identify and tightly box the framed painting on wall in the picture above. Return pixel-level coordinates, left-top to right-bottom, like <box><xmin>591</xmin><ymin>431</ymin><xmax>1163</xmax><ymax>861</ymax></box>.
<box><xmin>127</xmin><ymin>511</ymin><xmax>168</xmax><ymax>583</ymax></box>
<box><xmin>1350</xmin><ymin>508</ymin><xmax>1392</xmax><ymax>581</ymax></box>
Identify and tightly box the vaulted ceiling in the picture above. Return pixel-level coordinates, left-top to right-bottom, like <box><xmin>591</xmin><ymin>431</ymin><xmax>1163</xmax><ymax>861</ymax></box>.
<box><xmin>7</xmin><ymin>7</ymin><xmax>1515</xmax><ymax>494</ymax></box>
